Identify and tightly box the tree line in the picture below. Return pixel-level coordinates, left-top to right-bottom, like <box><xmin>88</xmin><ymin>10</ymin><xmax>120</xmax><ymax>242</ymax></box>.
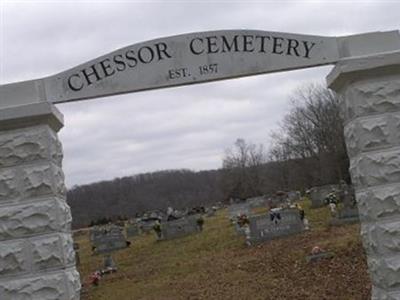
<box><xmin>67</xmin><ymin>169</ymin><xmax>223</xmax><ymax>228</ymax></box>
<box><xmin>221</xmin><ymin>84</ymin><xmax>350</xmax><ymax>199</ymax></box>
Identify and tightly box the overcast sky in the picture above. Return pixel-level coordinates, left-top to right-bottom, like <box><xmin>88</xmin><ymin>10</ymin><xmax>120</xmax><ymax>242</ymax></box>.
<box><xmin>1</xmin><ymin>0</ymin><xmax>399</xmax><ymax>187</ymax></box>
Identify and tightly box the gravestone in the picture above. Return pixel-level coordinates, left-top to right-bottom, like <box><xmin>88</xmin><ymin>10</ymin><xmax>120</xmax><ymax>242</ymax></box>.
<box><xmin>247</xmin><ymin>209</ymin><xmax>304</xmax><ymax>245</ymax></box>
<box><xmin>330</xmin><ymin>207</ymin><xmax>360</xmax><ymax>226</ymax></box>
<box><xmin>160</xmin><ymin>216</ymin><xmax>200</xmax><ymax>240</ymax></box>
<box><xmin>102</xmin><ymin>255</ymin><xmax>117</xmax><ymax>273</ymax></box>
<box><xmin>246</xmin><ymin>196</ymin><xmax>267</xmax><ymax>209</ymax></box>
<box><xmin>126</xmin><ymin>224</ymin><xmax>140</xmax><ymax>238</ymax></box>
<box><xmin>206</xmin><ymin>208</ymin><xmax>215</xmax><ymax>217</ymax></box>
<box><xmin>269</xmin><ymin>193</ymin><xmax>288</xmax><ymax>206</ymax></box>
<box><xmin>287</xmin><ymin>191</ymin><xmax>301</xmax><ymax>203</ymax></box>
<box><xmin>89</xmin><ymin>226</ymin><xmax>104</xmax><ymax>244</ymax></box>
<box><xmin>73</xmin><ymin>243</ymin><xmax>80</xmax><ymax>266</ymax></box>
<box><xmin>306</xmin><ymin>252</ymin><xmax>334</xmax><ymax>263</ymax></box>
<box><xmin>91</xmin><ymin>226</ymin><xmax>127</xmax><ymax>254</ymax></box>
<box><xmin>309</xmin><ymin>184</ymin><xmax>340</xmax><ymax>208</ymax></box>
<box><xmin>341</xmin><ymin>185</ymin><xmax>356</xmax><ymax>208</ymax></box>
<box><xmin>148</xmin><ymin>211</ymin><xmax>166</xmax><ymax>220</ymax></box>
<box><xmin>228</xmin><ymin>203</ymin><xmax>250</xmax><ymax>220</ymax></box>
<box><xmin>235</xmin><ymin>223</ymin><xmax>247</xmax><ymax>236</ymax></box>
<box><xmin>139</xmin><ymin>218</ymin><xmax>159</xmax><ymax>233</ymax></box>
<box><xmin>339</xmin><ymin>208</ymin><xmax>359</xmax><ymax>219</ymax></box>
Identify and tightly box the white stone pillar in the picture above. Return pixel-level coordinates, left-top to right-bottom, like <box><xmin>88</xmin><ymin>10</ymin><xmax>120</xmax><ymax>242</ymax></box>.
<box><xmin>0</xmin><ymin>102</ymin><xmax>80</xmax><ymax>300</ymax></box>
<box><xmin>327</xmin><ymin>51</ymin><xmax>400</xmax><ymax>299</ymax></box>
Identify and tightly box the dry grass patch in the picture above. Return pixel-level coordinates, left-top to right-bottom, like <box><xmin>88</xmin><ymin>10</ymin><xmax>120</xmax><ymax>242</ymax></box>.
<box><xmin>77</xmin><ymin>200</ymin><xmax>370</xmax><ymax>300</ymax></box>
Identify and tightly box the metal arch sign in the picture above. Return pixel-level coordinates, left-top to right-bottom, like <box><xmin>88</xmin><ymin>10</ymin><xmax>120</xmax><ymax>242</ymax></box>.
<box><xmin>43</xmin><ymin>30</ymin><xmax>340</xmax><ymax>103</ymax></box>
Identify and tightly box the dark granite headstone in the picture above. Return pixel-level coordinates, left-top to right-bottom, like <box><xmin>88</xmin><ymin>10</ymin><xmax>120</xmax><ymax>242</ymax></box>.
<box><xmin>139</xmin><ymin>218</ymin><xmax>158</xmax><ymax>233</ymax></box>
<box><xmin>269</xmin><ymin>194</ymin><xmax>288</xmax><ymax>206</ymax></box>
<box><xmin>103</xmin><ymin>254</ymin><xmax>117</xmax><ymax>270</ymax></box>
<box><xmin>206</xmin><ymin>209</ymin><xmax>215</xmax><ymax>217</ymax></box>
<box><xmin>228</xmin><ymin>203</ymin><xmax>250</xmax><ymax>219</ymax></box>
<box><xmin>73</xmin><ymin>242</ymin><xmax>80</xmax><ymax>266</ymax></box>
<box><xmin>246</xmin><ymin>196</ymin><xmax>267</xmax><ymax>209</ymax></box>
<box><xmin>235</xmin><ymin>223</ymin><xmax>247</xmax><ymax>236</ymax></box>
<box><xmin>287</xmin><ymin>191</ymin><xmax>301</xmax><ymax>202</ymax></box>
<box><xmin>330</xmin><ymin>207</ymin><xmax>359</xmax><ymax>226</ymax></box>
<box><xmin>160</xmin><ymin>216</ymin><xmax>199</xmax><ymax>240</ymax></box>
<box><xmin>247</xmin><ymin>209</ymin><xmax>304</xmax><ymax>245</ymax></box>
<box><xmin>339</xmin><ymin>208</ymin><xmax>359</xmax><ymax>219</ymax></box>
<box><xmin>309</xmin><ymin>184</ymin><xmax>340</xmax><ymax>208</ymax></box>
<box><xmin>89</xmin><ymin>227</ymin><xmax>106</xmax><ymax>244</ymax></box>
<box><xmin>126</xmin><ymin>224</ymin><xmax>140</xmax><ymax>238</ymax></box>
<box><xmin>342</xmin><ymin>185</ymin><xmax>356</xmax><ymax>208</ymax></box>
<box><xmin>91</xmin><ymin>226</ymin><xmax>127</xmax><ymax>254</ymax></box>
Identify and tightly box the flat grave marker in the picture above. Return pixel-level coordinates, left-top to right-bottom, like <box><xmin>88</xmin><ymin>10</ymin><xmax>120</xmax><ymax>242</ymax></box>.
<box><xmin>306</xmin><ymin>252</ymin><xmax>335</xmax><ymax>263</ymax></box>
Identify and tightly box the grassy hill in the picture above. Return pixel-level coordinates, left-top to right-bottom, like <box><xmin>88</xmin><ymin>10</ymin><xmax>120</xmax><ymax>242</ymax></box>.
<box><xmin>76</xmin><ymin>200</ymin><xmax>370</xmax><ymax>300</ymax></box>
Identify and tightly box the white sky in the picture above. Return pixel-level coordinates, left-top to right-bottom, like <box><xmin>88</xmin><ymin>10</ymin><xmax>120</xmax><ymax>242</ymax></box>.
<box><xmin>1</xmin><ymin>0</ymin><xmax>399</xmax><ymax>187</ymax></box>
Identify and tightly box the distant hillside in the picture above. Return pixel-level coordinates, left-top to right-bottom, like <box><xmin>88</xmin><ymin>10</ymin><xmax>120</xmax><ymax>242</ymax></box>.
<box><xmin>67</xmin><ymin>156</ymin><xmax>347</xmax><ymax>229</ymax></box>
<box><xmin>67</xmin><ymin>169</ymin><xmax>223</xmax><ymax>228</ymax></box>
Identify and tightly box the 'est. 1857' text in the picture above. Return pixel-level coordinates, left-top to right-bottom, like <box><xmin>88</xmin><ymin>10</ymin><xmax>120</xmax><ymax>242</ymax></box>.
<box><xmin>168</xmin><ymin>63</ymin><xmax>218</xmax><ymax>80</ymax></box>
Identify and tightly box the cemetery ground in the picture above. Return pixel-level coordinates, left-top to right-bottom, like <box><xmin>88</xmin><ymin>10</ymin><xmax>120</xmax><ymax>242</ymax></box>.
<box><xmin>76</xmin><ymin>200</ymin><xmax>370</xmax><ymax>300</ymax></box>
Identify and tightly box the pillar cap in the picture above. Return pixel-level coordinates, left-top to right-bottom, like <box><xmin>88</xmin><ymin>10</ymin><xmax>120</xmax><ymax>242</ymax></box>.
<box><xmin>327</xmin><ymin>50</ymin><xmax>400</xmax><ymax>91</ymax></box>
<box><xmin>0</xmin><ymin>102</ymin><xmax>64</xmax><ymax>132</ymax></box>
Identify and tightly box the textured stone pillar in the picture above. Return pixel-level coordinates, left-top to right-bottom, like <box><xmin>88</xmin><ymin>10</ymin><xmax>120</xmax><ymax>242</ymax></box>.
<box><xmin>328</xmin><ymin>51</ymin><xmax>400</xmax><ymax>299</ymax></box>
<box><xmin>0</xmin><ymin>102</ymin><xmax>80</xmax><ymax>299</ymax></box>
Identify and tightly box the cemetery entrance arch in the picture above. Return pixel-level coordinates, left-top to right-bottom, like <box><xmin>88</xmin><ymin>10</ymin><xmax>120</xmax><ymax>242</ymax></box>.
<box><xmin>1</xmin><ymin>29</ymin><xmax>400</xmax><ymax>300</ymax></box>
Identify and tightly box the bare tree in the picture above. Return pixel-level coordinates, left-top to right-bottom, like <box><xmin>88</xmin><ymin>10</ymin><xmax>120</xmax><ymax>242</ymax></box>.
<box><xmin>268</xmin><ymin>83</ymin><xmax>350</xmax><ymax>189</ymax></box>
<box><xmin>221</xmin><ymin>138</ymin><xmax>266</xmax><ymax>200</ymax></box>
